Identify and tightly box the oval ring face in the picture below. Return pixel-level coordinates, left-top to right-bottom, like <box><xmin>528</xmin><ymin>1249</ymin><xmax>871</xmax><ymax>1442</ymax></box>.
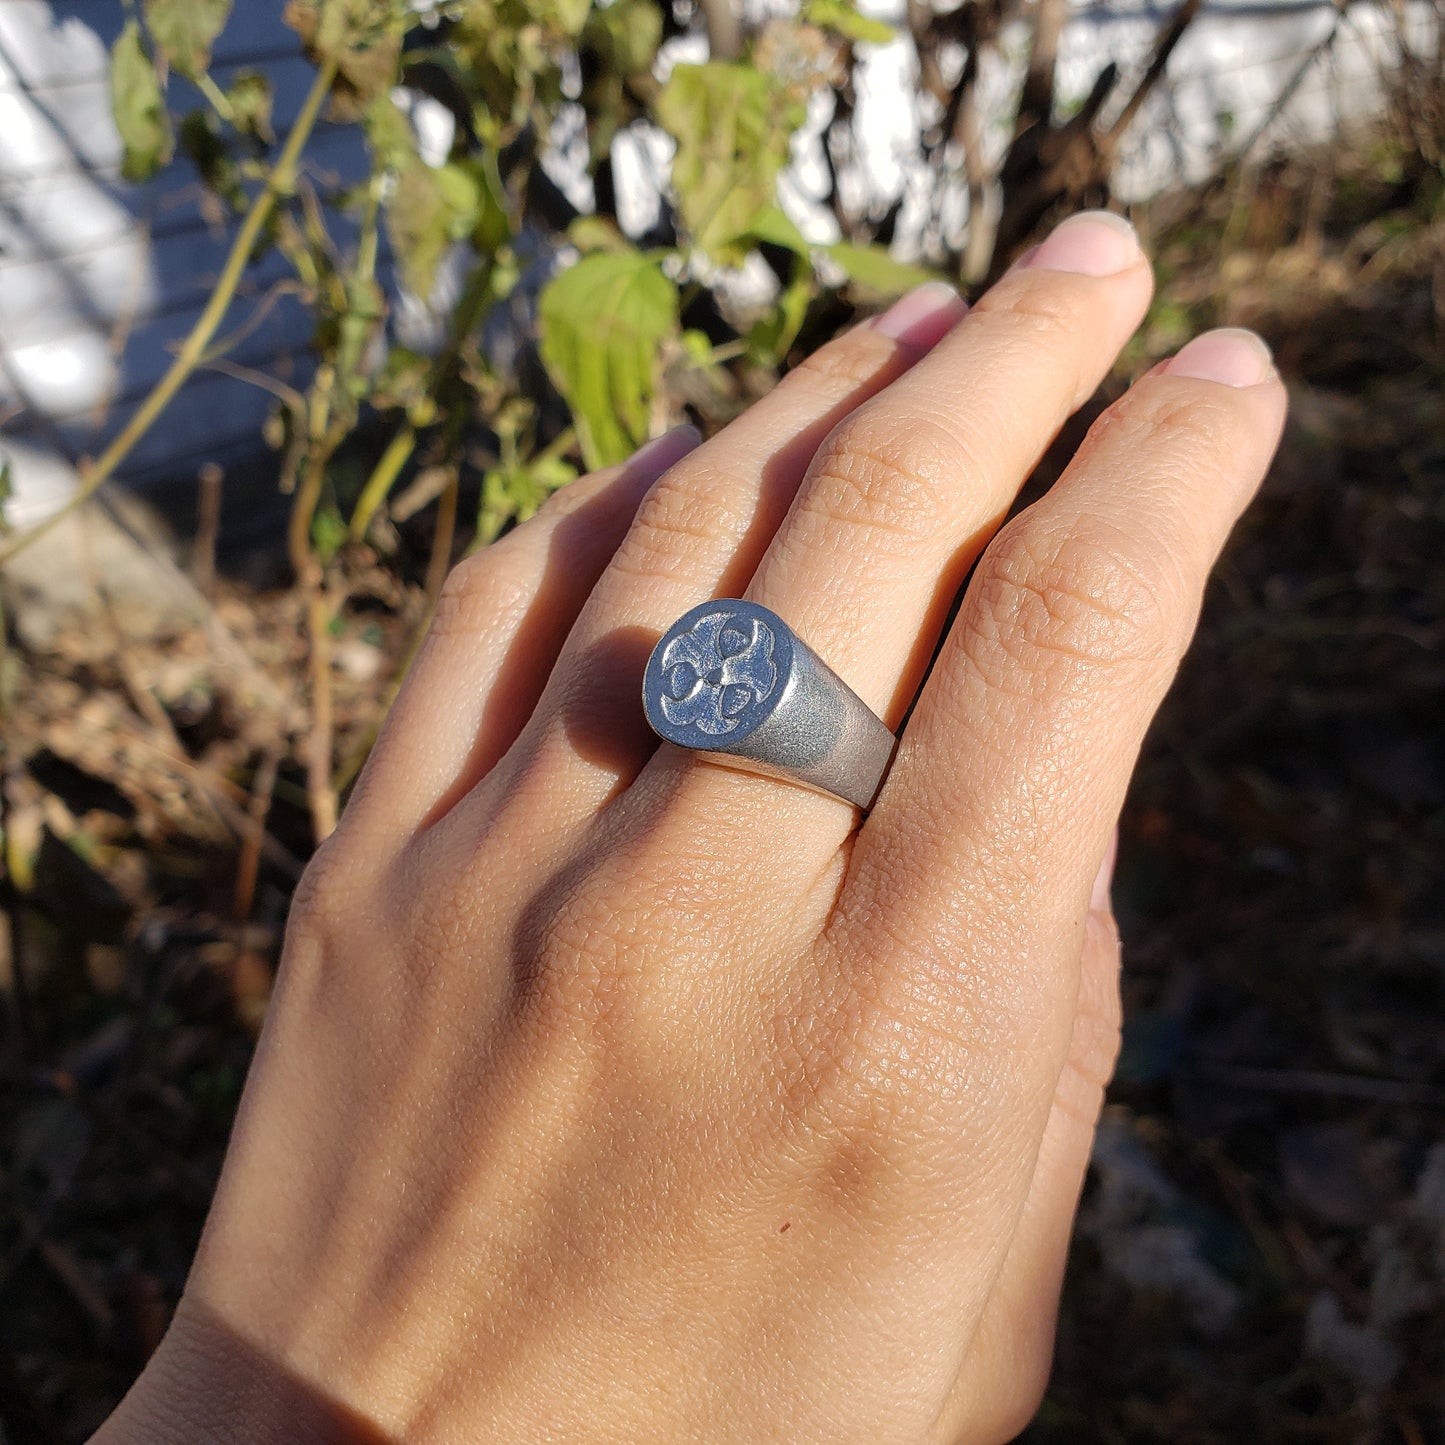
<box><xmin>643</xmin><ymin>600</ymin><xmax>793</xmax><ymax>748</ymax></box>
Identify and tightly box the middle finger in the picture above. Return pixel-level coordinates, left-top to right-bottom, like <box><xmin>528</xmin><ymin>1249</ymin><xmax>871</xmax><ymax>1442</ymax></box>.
<box><xmin>631</xmin><ymin>212</ymin><xmax>1153</xmax><ymax>858</ymax></box>
<box><xmin>743</xmin><ymin>211</ymin><xmax>1152</xmax><ymax>735</ymax></box>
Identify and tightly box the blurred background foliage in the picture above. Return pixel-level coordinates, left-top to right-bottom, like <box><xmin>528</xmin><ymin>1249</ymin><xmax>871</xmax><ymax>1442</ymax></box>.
<box><xmin>0</xmin><ymin>0</ymin><xmax>1443</xmax><ymax>1438</ymax></box>
<box><xmin>66</xmin><ymin>0</ymin><xmax>1286</xmax><ymax>839</ymax></box>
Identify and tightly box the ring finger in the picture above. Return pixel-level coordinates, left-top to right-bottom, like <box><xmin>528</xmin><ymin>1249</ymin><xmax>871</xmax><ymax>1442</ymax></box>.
<box><xmin>417</xmin><ymin>286</ymin><xmax>968</xmax><ymax>873</ymax></box>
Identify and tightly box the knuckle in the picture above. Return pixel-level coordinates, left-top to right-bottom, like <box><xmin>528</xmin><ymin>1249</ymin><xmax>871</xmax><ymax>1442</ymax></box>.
<box><xmin>532</xmin><ymin>470</ymin><xmax>604</xmax><ymax>519</ymax></box>
<box><xmin>510</xmin><ymin>855</ymin><xmax>686</xmax><ymax>1038</ymax></box>
<box><xmin>765</xmin><ymin>953</ymin><xmax>960</xmax><ymax>1196</ymax></box>
<box><xmin>402</xmin><ymin>872</ymin><xmax>480</xmax><ymax>992</ymax></box>
<box><xmin>970</xmin><ymin>278</ymin><xmax>1093</xmax><ymax>404</ymax></box>
<box><xmin>785</xmin><ymin>327</ymin><xmax>899</xmax><ymax>394</ymax></box>
<box><xmin>1096</xmin><ymin>383</ymin><xmax>1247</xmax><ymax>463</ymax></box>
<box><xmin>966</xmin><ymin>519</ymin><xmax>1181</xmax><ymax>684</ymax></box>
<box><xmin>977</xmin><ymin>274</ymin><xmax>1084</xmax><ymax>343</ymax></box>
<box><xmin>607</xmin><ymin>463</ymin><xmax>738</xmax><ymax>582</ymax></box>
<box><xmin>289</xmin><ymin>834</ymin><xmax>351</xmax><ymax>926</ymax></box>
<box><xmin>283</xmin><ymin>836</ymin><xmax>383</xmax><ymax>984</ymax></box>
<box><xmin>807</xmin><ymin>411</ymin><xmax>974</xmax><ymax>544</ymax></box>
<box><xmin>523</xmin><ymin>901</ymin><xmax>639</xmax><ymax>1031</ymax></box>
<box><xmin>431</xmin><ymin>548</ymin><xmax>531</xmax><ymax>639</ymax></box>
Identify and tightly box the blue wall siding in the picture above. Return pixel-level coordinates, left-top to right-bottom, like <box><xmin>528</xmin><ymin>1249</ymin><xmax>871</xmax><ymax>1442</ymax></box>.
<box><xmin>0</xmin><ymin>2</ymin><xmax>363</xmax><ymax>489</ymax></box>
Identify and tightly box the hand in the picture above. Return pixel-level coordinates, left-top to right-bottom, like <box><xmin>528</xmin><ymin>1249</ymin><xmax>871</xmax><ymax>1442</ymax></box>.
<box><xmin>96</xmin><ymin>212</ymin><xmax>1285</xmax><ymax>1444</ymax></box>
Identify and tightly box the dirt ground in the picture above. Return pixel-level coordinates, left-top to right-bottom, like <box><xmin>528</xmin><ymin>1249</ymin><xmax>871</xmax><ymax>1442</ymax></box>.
<box><xmin>1</xmin><ymin>140</ymin><xmax>1442</xmax><ymax>1442</ymax></box>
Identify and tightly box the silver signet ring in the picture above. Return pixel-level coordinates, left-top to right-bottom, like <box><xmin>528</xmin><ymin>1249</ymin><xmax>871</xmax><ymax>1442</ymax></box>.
<box><xmin>642</xmin><ymin>599</ymin><xmax>897</xmax><ymax>810</ymax></box>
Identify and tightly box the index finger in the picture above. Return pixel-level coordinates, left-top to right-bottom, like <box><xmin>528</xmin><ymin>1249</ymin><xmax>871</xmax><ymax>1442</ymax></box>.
<box><xmin>832</xmin><ymin>327</ymin><xmax>1286</xmax><ymax>1165</ymax></box>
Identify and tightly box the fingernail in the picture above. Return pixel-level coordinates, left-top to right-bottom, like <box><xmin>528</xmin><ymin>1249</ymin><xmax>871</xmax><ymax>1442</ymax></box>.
<box><xmin>1165</xmin><ymin>328</ymin><xmax>1274</xmax><ymax>387</ymax></box>
<box><xmin>1090</xmin><ymin>830</ymin><xmax>1118</xmax><ymax>913</ymax></box>
<box><xmin>1020</xmin><ymin>210</ymin><xmax>1140</xmax><ymax>277</ymax></box>
<box><xmin>629</xmin><ymin>424</ymin><xmax>701</xmax><ymax>474</ymax></box>
<box><xmin>870</xmin><ymin>280</ymin><xmax>966</xmax><ymax>345</ymax></box>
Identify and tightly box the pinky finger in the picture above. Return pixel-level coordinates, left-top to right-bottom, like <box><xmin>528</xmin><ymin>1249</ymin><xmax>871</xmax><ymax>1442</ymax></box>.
<box><xmin>338</xmin><ymin>426</ymin><xmax>701</xmax><ymax>854</ymax></box>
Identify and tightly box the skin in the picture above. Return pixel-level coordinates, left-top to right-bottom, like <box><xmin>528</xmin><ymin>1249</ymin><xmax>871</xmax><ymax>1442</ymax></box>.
<box><xmin>94</xmin><ymin>212</ymin><xmax>1286</xmax><ymax>1444</ymax></box>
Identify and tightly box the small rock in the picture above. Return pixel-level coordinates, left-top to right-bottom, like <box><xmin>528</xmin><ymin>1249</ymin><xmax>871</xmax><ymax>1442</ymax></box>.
<box><xmin>333</xmin><ymin>637</ymin><xmax>382</xmax><ymax>683</ymax></box>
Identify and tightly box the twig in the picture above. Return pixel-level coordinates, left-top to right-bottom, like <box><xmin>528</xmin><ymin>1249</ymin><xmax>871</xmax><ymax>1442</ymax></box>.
<box><xmin>304</xmin><ymin>584</ymin><xmax>337</xmax><ymax>841</ymax></box>
<box><xmin>1234</xmin><ymin>0</ymin><xmax>1347</xmax><ymax>160</ymax></box>
<box><xmin>126</xmin><ymin>733</ymin><xmax>305</xmax><ymax>882</ymax></box>
<box><xmin>424</xmin><ymin>469</ymin><xmax>460</xmax><ymax>605</ymax></box>
<box><xmin>191</xmin><ymin>463</ymin><xmax>223</xmax><ymax>596</ymax></box>
<box><xmin>348</xmin><ymin>252</ymin><xmax>498</xmax><ymax>543</ymax></box>
<box><xmin>0</xmin><ymin>765</ymin><xmax>32</xmax><ymax>1053</ymax></box>
<box><xmin>389</xmin><ymin>463</ymin><xmax>458</xmax><ymax>524</ymax></box>
<box><xmin>956</xmin><ymin>53</ymin><xmax>992</xmax><ymax>284</ymax></box>
<box><xmin>289</xmin><ymin>435</ymin><xmax>343</xmax><ymax>844</ymax></box>
<box><xmin>1188</xmin><ymin>1060</ymin><xmax>1445</xmax><ymax>1110</ymax></box>
<box><xmin>197</xmin><ymin>278</ymin><xmax>309</xmax><ymax>364</ymax></box>
<box><xmin>233</xmin><ymin>746</ymin><xmax>281</xmax><ymax>922</ymax></box>
<box><xmin>199</xmin><ymin>355</ymin><xmax>309</xmax><ymax>415</ymax></box>
<box><xmin>0</xmin><ymin>57</ymin><xmax>339</xmax><ymax>569</ymax></box>
<box><xmin>1102</xmin><ymin>0</ymin><xmax>1204</xmax><ymax>146</ymax></box>
<box><xmin>331</xmin><ymin>602</ymin><xmax>434</xmax><ymax>799</ymax></box>
<box><xmin>1019</xmin><ymin>0</ymin><xmax>1068</xmax><ymax>134</ymax></box>
<box><xmin>349</xmin><ymin>422</ymin><xmax>417</xmax><ymax>542</ymax></box>
<box><xmin>701</xmin><ymin>0</ymin><xmax>743</xmax><ymax>61</ymax></box>
<box><xmin>36</xmin><ymin>1237</ymin><xmax>114</xmax><ymax>1339</ymax></box>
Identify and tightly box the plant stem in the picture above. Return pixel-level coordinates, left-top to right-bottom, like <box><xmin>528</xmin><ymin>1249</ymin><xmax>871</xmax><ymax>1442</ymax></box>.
<box><xmin>289</xmin><ymin>406</ymin><xmax>346</xmax><ymax>845</ymax></box>
<box><xmin>196</xmin><ymin>70</ymin><xmax>235</xmax><ymax>124</ymax></box>
<box><xmin>348</xmin><ymin>423</ymin><xmax>417</xmax><ymax>542</ymax></box>
<box><xmin>305</xmin><ymin>585</ymin><xmax>338</xmax><ymax>841</ymax></box>
<box><xmin>0</xmin><ymin>57</ymin><xmax>339</xmax><ymax>569</ymax></box>
<box><xmin>423</xmin><ymin>469</ymin><xmax>459</xmax><ymax>603</ymax></box>
<box><xmin>347</xmin><ymin>253</ymin><xmax>497</xmax><ymax>542</ymax></box>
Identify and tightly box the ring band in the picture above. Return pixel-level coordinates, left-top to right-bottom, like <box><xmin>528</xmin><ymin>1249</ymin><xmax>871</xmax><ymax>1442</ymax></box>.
<box><xmin>642</xmin><ymin>599</ymin><xmax>896</xmax><ymax>810</ymax></box>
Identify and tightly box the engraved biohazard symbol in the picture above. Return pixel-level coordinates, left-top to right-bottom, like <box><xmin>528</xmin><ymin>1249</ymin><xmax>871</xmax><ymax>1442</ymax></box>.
<box><xmin>657</xmin><ymin>611</ymin><xmax>778</xmax><ymax>736</ymax></box>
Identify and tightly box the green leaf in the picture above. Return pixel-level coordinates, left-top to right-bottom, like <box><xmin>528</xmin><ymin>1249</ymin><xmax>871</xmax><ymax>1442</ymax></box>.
<box><xmin>470</xmin><ymin>151</ymin><xmax>512</xmax><ymax>254</ymax></box>
<box><xmin>746</xmin><ymin>205</ymin><xmax>811</xmax><ymax>257</ymax></box>
<box><xmin>585</xmin><ymin>0</ymin><xmax>663</xmax><ymax>74</ymax></box>
<box><xmin>370</xmin><ymin>348</ymin><xmax>431</xmax><ymax>413</ymax></box>
<box><xmin>227</xmin><ymin>69</ymin><xmax>275</xmax><ymax>142</ymax></box>
<box><xmin>827</xmin><ymin>242</ymin><xmax>940</xmax><ymax>296</ymax></box>
<box><xmin>366</xmin><ymin>97</ymin><xmax>481</xmax><ymax>296</ymax></box>
<box><xmin>681</xmin><ymin>329</ymin><xmax>714</xmax><ymax>364</ymax></box>
<box><xmin>144</xmin><ymin>0</ymin><xmax>232</xmax><ymax>80</ymax></box>
<box><xmin>388</xmin><ymin>160</ymin><xmax>481</xmax><ymax>296</ymax></box>
<box><xmin>548</xmin><ymin>0</ymin><xmax>593</xmax><ymax>38</ymax></box>
<box><xmin>538</xmin><ymin>251</ymin><xmax>679</xmax><ymax>469</ymax></box>
<box><xmin>802</xmin><ymin>0</ymin><xmax>893</xmax><ymax>45</ymax></box>
<box><xmin>655</xmin><ymin>63</ymin><xmax>803</xmax><ymax>267</ymax></box>
<box><xmin>361</xmin><ymin>90</ymin><xmax>413</xmax><ymax>167</ymax></box>
<box><xmin>111</xmin><ymin>20</ymin><xmax>173</xmax><ymax>182</ymax></box>
<box><xmin>566</xmin><ymin>215</ymin><xmax>631</xmax><ymax>253</ymax></box>
<box><xmin>311</xmin><ymin>502</ymin><xmax>349</xmax><ymax>565</ymax></box>
<box><xmin>748</xmin><ymin>261</ymin><xmax>814</xmax><ymax>367</ymax></box>
<box><xmin>179</xmin><ymin>109</ymin><xmax>243</xmax><ymax>209</ymax></box>
<box><xmin>476</xmin><ymin>451</ymin><xmax>578</xmax><ymax>543</ymax></box>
